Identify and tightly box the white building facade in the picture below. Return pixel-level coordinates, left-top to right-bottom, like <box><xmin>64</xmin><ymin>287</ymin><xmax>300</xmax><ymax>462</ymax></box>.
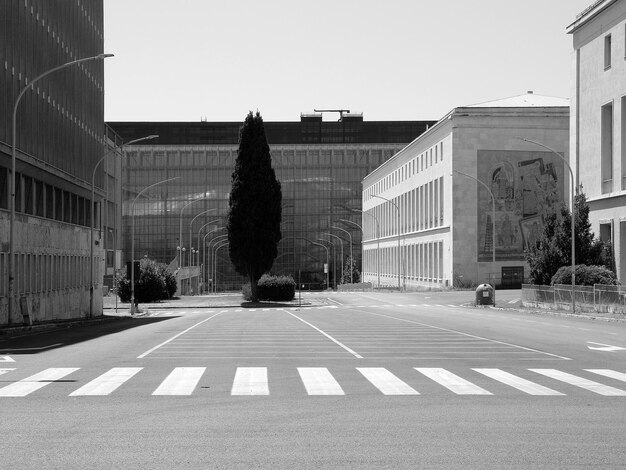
<box><xmin>362</xmin><ymin>93</ymin><xmax>569</xmax><ymax>289</ymax></box>
<box><xmin>568</xmin><ymin>0</ymin><xmax>626</xmax><ymax>281</ymax></box>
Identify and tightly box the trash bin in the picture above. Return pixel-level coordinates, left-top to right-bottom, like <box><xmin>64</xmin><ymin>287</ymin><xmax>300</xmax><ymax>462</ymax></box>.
<box><xmin>475</xmin><ymin>284</ymin><xmax>494</xmax><ymax>306</ymax></box>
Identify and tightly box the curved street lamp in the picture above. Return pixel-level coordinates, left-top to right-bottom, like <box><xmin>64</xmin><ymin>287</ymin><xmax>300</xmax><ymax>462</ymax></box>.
<box><xmin>213</xmin><ymin>241</ymin><xmax>229</xmax><ymax>293</ymax></box>
<box><xmin>8</xmin><ymin>52</ymin><xmax>114</xmax><ymax>323</ymax></box>
<box><xmin>178</xmin><ymin>197</ymin><xmax>209</xmax><ymax>268</ymax></box>
<box><xmin>323</xmin><ymin>232</ymin><xmax>345</xmax><ymax>285</ymax></box>
<box><xmin>372</xmin><ymin>194</ymin><xmax>404</xmax><ymax>290</ymax></box>
<box><xmin>208</xmin><ymin>234</ymin><xmax>229</xmax><ymax>293</ymax></box>
<box><xmin>345</xmin><ymin>209</ymin><xmax>380</xmax><ymax>288</ymax></box>
<box><xmin>89</xmin><ymin>134</ymin><xmax>158</xmax><ymax>318</ymax></box>
<box><xmin>517</xmin><ymin>137</ymin><xmax>575</xmax><ymax>313</ymax></box>
<box><xmin>189</xmin><ymin>208</ymin><xmax>217</xmax><ymax>268</ymax></box>
<box><xmin>130</xmin><ymin>177</ymin><xmax>180</xmax><ymax>313</ymax></box>
<box><xmin>316</xmin><ymin>238</ymin><xmax>336</xmax><ymax>289</ymax></box>
<box><xmin>453</xmin><ymin>169</ymin><xmax>496</xmax><ymax>305</ymax></box>
<box><xmin>203</xmin><ymin>227</ymin><xmax>225</xmax><ymax>293</ymax></box>
<box><xmin>332</xmin><ymin>225</ymin><xmax>353</xmax><ymax>284</ymax></box>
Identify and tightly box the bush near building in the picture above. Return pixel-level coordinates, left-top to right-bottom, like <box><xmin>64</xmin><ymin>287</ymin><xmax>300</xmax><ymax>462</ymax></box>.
<box><xmin>551</xmin><ymin>265</ymin><xmax>619</xmax><ymax>286</ymax></box>
<box><xmin>116</xmin><ymin>258</ymin><xmax>177</xmax><ymax>303</ymax></box>
<box><xmin>242</xmin><ymin>274</ymin><xmax>295</xmax><ymax>301</ymax></box>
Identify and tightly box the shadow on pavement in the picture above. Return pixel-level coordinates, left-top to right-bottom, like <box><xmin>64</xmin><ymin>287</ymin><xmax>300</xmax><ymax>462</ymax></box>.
<box><xmin>0</xmin><ymin>316</ymin><xmax>176</xmax><ymax>354</ymax></box>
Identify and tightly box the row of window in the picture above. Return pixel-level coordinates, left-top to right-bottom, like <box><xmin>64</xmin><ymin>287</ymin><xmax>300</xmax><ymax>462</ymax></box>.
<box><xmin>362</xmin><ymin>240</ymin><xmax>445</xmax><ymax>284</ymax></box>
<box><xmin>364</xmin><ymin>141</ymin><xmax>444</xmax><ymax>200</ymax></box>
<box><xmin>0</xmin><ymin>166</ymin><xmax>95</xmax><ymax>227</ymax></box>
<box><xmin>363</xmin><ymin>177</ymin><xmax>445</xmax><ymax>240</ymax></box>
<box><xmin>0</xmin><ymin>251</ymin><xmax>96</xmax><ymax>296</ymax></box>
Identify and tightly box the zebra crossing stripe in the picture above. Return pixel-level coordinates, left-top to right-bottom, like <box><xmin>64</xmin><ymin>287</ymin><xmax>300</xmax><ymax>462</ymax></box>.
<box><xmin>152</xmin><ymin>367</ymin><xmax>206</xmax><ymax>396</ymax></box>
<box><xmin>415</xmin><ymin>368</ymin><xmax>492</xmax><ymax>395</ymax></box>
<box><xmin>231</xmin><ymin>367</ymin><xmax>269</xmax><ymax>395</ymax></box>
<box><xmin>0</xmin><ymin>368</ymin><xmax>79</xmax><ymax>397</ymax></box>
<box><xmin>298</xmin><ymin>368</ymin><xmax>345</xmax><ymax>395</ymax></box>
<box><xmin>358</xmin><ymin>368</ymin><xmax>419</xmax><ymax>395</ymax></box>
<box><xmin>0</xmin><ymin>368</ymin><xmax>16</xmax><ymax>376</ymax></box>
<box><xmin>69</xmin><ymin>368</ymin><xmax>142</xmax><ymax>396</ymax></box>
<box><xmin>529</xmin><ymin>369</ymin><xmax>626</xmax><ymax>396</ymax></box>
<box><xmin>585</xmin><ymin>369</ymin><xmax>626</xmax><ymax>383</ymax></box>
<box><xmin>473</xmin><ymin>369</ymin><xmax>564</xmax><ymax>396</ymax></box>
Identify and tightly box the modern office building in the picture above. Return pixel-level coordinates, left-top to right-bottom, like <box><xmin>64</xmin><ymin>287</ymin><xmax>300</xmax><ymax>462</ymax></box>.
<box><xmin>0</xmin><ymin>1</ymin><xmax>108</xmax><ymax>325</ymax></box>
<box><xmin>108</xmin><ymin>116</ymin><xmax>435</xmax><ymax>292</ymax></box>
<box><xmin>568</xmin><ymin>0</ymin><xmax>626</xmax><ymax>281</ymax></box>
<box><xmin>362</xmin><ymin>93</ymin><xmax>569</xmax><ymax>290</ymax></box>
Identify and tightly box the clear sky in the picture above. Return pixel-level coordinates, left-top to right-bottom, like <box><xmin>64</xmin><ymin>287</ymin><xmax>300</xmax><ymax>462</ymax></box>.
<box><xmin>104</xmin><ymin>0</ymin><xmax>593</xmax><ymax>123</ymax></box>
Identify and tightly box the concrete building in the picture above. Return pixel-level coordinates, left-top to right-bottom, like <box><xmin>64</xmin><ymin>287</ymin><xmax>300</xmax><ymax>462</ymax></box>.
<box><xmin>362</xmin><ymin>93</ymin><xmax>570</xmax><ymax>290</ymax></box>
<box><xmin>0</xmin><ymin>1</ymin><xmax>108</xmax><ymax>326</ymax></box>
<box><xmin>568</xmin><ymin>0</ymin><xmax>626</xmax><ymax>280</ymax></box>
<box><xmin>107</xmin><ymin>116</ymin><xmax>435</xmax><ymax>291</ymax></box>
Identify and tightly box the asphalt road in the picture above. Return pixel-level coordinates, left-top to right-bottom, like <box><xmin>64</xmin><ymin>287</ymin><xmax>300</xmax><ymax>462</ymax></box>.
<box><xmin>1</xmin><ymin>290</ymin><xmax>625</xmax><ymax>469</ymax></box>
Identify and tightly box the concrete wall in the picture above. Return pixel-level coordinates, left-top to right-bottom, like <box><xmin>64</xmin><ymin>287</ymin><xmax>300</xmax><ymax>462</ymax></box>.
<box><xmin>0</xmin><ymin>211</ymin><xmax>103</xmax><ymax>326</ymax></box>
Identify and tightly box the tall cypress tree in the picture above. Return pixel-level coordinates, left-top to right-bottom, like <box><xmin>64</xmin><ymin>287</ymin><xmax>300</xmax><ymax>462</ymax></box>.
<box><xmin>227</xmin><ymin>111</ymin><xmax>282</xmax><ymax>301</ymax></box>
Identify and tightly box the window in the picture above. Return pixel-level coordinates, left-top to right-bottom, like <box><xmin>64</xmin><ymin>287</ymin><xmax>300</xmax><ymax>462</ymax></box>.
<box><xmin>604</xmin><ymin>34</ymin><xmax>612</xmax><ymax>70</ymax></box>
<box><xmin>622</xmin><ymin>97</ymin><xmax>626</xmax><ymax>190</ymax></box>
<box><xmin>601</xmin><ymin>102</ymin><xmax>613</xmax><ymax>194</ymax></box>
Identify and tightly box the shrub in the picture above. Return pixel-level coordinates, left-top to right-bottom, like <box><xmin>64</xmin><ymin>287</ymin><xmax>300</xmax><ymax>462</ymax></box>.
<box><xmin>242</xmin><ymin>274</ymin><xmax>296</xmax><ymax>302</ymax></box>
<box><xmin>116</xmin><ymin>258</ymin><xmax>177</xmax><ymax>303</ymax></box>
<box><xmin>551</xmin><ymin>264</ymin><xmax>619</xmax><ymax>286</ymax></box>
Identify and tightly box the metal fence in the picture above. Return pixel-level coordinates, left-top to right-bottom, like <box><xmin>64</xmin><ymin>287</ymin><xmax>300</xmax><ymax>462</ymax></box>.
<box><xmin>522</xmin><ymin>283</ymin><xmax>626</xmax><ymax>314</ymax></box>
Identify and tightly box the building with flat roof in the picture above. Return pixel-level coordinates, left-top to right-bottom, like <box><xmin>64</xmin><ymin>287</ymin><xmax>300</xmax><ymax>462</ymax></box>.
<box><xmin>362</xmin><ymin>93</ymin><xmax>569</xmax><ymax>290</ymax></box>
<box><xmin>568</xmin><ymin>0</ymin><xmax>626</xmax><ymax>281</ymax></box>
<box><xmin>0</xmin><ymin>1</ymin><xmax>108</xmax><ymax>326</ymax></box>
<box><xmin>108</xmin><ymin>116</ymin><xmax>435</xmax><ymax>291</ymax></box>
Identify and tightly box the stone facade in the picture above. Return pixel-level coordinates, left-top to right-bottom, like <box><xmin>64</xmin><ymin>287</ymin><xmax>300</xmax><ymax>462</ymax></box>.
<box><xmin>568</xmin><ymin>0</ymin><xmax>626</xmax><ymax>281</ymax></box>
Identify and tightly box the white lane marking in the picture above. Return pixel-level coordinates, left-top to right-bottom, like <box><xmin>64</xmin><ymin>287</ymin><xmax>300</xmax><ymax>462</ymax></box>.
<box><xmin>0</xmin><ymin>368</ymin><xmax>79</xmax><ymax>397</ymax></box>
<box><xmin>585</xmin><ymin>369</ymin><xmax>626</xmax><ymax>383</ymax></box>
<box><xmin>0</xmin><ymin>356</ymin><xmax>15</xmax><ymax>362</ymax></box>
<box><xmin>529</xmin><ymin>369</ymin><xmax>626</xmax><ymax>396</ymax></box>
<box><xmin>137</xmin><ymin>310</ymin><xmax>225</xmax><ymax>358</ymax></box>
<box><xmin>586</xmin><ymin>342</ymin><xmax>626</xmax><ymax>352</ymax></box>
<box><xmin>298</xmin><ymin>367</ymin><xmax>344</xmax><ymax>395</ymax></box>
<box><xmin>358</xmin><ymin>368</ymin><xmax>419</xmax><ymax>395</ymax></box>
<box><xmin>69</xmin><ymin>368</ymin><xmax>142</xmax><ymax>396</ymax></box>
<box><xmin>152</xmin><ymin>367</ymin><xmax>206</xmax><ymax>396</ymax></box>
<box><xmin>473</xmin><ymin>368</ymin><xmax>564</xmax><ymax>396</ymax></box>
<box><xmin>0</xmin><ymin>368</ymin><xmax>16</xmax><ymax>376</ymax></box>
<box><xmin>508</xmin><ymin>299</ymin><xmax>518</xmax><ymax>304</ymax></box>
<box><xmin>1</xmin><ymin>344</ymin><xmax>63</xmax><ymax>352</ymax></box>
<box><xmin>415</xmin><ymin>368</ymin><xmax>492</xmax><ymax>395</ymax></box>
<box><xmin>282</xmin><ymin>310</ymin><xmax>363</xmax><ymax>359</ymax></box>
<box><xmin>356</xmin><ymin>310</ymin><xmax>571</xmax><ymax>360</ymax></box>
<box><xmin>231</xmin><ymin>367</ymin><xmax>269</xmax><ymax>395</ymax></box>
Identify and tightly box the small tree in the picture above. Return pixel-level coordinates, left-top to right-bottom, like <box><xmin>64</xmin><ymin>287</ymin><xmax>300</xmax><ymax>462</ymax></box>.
<box><xmin>525</xmin><ymin>188</ymin><xmax>612</xmax><ymax>285</ymax></box>
<box><xmin>116</xmin><ymin>258</ymin><xmax>176</xmax><ymax>302</ymax></box>
<box><xmin>341</xmin><ymin>256</ymin><xmax>361</xmax><ymax>284</ymax></box>
<box><xmin>227</xmin><ymin>111</ymin><xmax>282</xmax><ymax>301</ymax></box>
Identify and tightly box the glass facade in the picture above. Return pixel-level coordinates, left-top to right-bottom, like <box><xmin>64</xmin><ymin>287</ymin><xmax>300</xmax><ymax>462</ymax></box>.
<box><xmin>110</xmin><ymin>116</ymin><xmax>434</xmax><ymax>291</ymax></box>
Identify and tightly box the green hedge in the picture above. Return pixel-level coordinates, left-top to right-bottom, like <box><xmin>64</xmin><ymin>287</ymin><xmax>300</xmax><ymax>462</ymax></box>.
<box><xmin>243</xmin><ymin>274</ymin><xmax>296</xmax><ymax>301</ymax></box>
<box><xmin>117</xmin><ymin>258</ymin><xmax>177</xmax><ymax>303</ymax></box>
<box><xmin>551</xmin><ymin>264</ymin><xmax>619</xmax><ymax>286</ymax></box>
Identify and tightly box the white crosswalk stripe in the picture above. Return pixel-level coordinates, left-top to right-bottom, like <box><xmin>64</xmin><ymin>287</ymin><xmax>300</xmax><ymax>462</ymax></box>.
<box><xmin>0</xmin><ymin>368</ymin><xmax>79</xmax><ymax>397</ymax></box>
<box><xmin>298</xmin><ymin>367</ymin><xmax>344</xmax><ymax>395</ymax></box>
<box><xmin>69</xmin><ymin>367</ymin><xmax>142</xmax><ymax>396</ymax></box>
<box><xmin>231</xmin><ymin>367</ymin><xmax>269</xmax><ymax>395</ymax></box>
<box><xmin>0</xmin><ymin>368</ymin><xmax>16</xmax><ymax>376</ymax></box>
<box><xmin>415</xmin><ymin>367</ymin><xmax>492</xmax><ymax>395</ymax></box>
<box><xmin>358</xmin><ymin>368</ymin><xmax>419</xmax><ymax>395</ymax></box>
<box><xmin>529</xmin><ymin>369</ymin><xmax>626</xmax><ymax>396</ymax></box>
<box><xmin>473</xmin><ymin>368</ymin><xmax>564</xmax><ymax>396</ymax></box>
<box><xmin>585</xmin><ymin>369</ymin><xmax>626</xmax><ymax>383</ymax></box>
<box><xmin>153</xmin><ymin>367</ymin><xmax>206</xmax><ymax>396</ymax></box>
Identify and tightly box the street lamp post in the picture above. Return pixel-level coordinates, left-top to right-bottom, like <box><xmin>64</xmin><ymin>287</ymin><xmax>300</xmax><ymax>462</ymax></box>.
<box><xmin>324</xmin><ymin>233</ymin><xmax>344</xmax><ymax>285</ymax></box>
<box><xmin>203</xmin><ymin>228</ymin><xmax>225</xmax><ymax>293</ymax></box>
<box><xmin>332</xmin><ymin>225</ymin><xmax>353</xmax><ymax>284</ymax></box>
<box><xmin>178</xmin><ymin>197</ymin><xmax>209</xmax><ymax>269</ymax></box>
<box><xmin>213</xmin><ymin>241</ymin><xmax>229</xmax><ymax>293</ymax></box>
<box><xmin>453</xmin><ymin>170</ymin><xmax>497</xmax><ymax>305</ymax></box>
<box><xmin>189</xmin><ymin>208</ymin><xmax>217</xmax><ymax>272</ymax></box>
<box><xmin>130</xmin><ymin>177</ymin><xmax>180</xmax><ymax>314</ymax></box>
<box><xmin>372</xmin><ymin>195</ymin><xmax>404</xmax><ymax>290</ymax></box>
<box><xmin>89</xmin><ymin>134</ymin><xmax>158</xmax><ymax>319</ymax></box>
<box><xmin>208</xmin><ymin>234</ymin><xmax>228</xmax><ymax>293</ymax></box>
<box><xmin>317</xmin><ymin>238</ymin><xmax>336</xmax><ymax>289</ymax></box>
<box><xmin>517</xmin><ymin>137</ymin><xmax>575</xmax><ymax>313</ymax></box>
<box><xmin>8</xmin><ymin>53</ymin><xmax>113</xmax><ymax>324</ymax></box>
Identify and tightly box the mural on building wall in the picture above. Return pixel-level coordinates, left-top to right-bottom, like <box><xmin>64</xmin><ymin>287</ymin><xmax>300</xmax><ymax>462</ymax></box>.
<box><xmin>477</xmin><ymin>150</ymin><xmax>566</xmax><ymax>261</ymax></box>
